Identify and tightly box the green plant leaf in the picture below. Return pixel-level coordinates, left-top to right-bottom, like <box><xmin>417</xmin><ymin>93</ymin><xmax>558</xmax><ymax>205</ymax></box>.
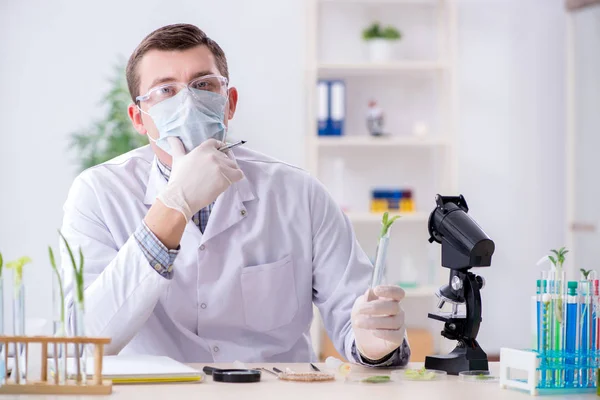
<box><xmin>548</xmin><ymin>255</ymin><xmax>556</xmax><ymax>266</ymax></box>
<box><xmin>6</xmin><ymin>256</ymin><xmax>32</xmax><ymax>287</ymax></box>
<box><xmin>0</xmin><ymin>252</ymin><xmax>3</xmax><ymax>278</ymax></box>
<box><xmin>49</xmin><ymin>246</ymin><xmax>65</xmax><ymax>324</ymax></box>
<box><xmin>70</xmin><ymin>62</ymin><xmax>147</xmax><ymax>171</ymax></box>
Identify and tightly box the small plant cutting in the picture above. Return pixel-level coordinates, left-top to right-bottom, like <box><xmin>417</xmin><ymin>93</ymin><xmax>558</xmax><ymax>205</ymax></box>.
<box><xmin>362</xmin><ymin>22</ymin><xmax>402</xmax><ymax>41</ymax></box>
<box><xmin>580</xmin><ymin>268</ymin><xmax>595</xmax><ymax>280</ymax></box>
<box><xmin>6</xmin><ymin>256</ymin><xmax>32</xmax><ymax>291</ymax></box>
<box><xmin>48</xmin><ymin>246</ymin><xmax>65</xmax><ymax>333</ymax></box>
<box><xmin>58</xmin><ymin>231</ymin><xmax>85</xmax><ymax>310</ymax></box>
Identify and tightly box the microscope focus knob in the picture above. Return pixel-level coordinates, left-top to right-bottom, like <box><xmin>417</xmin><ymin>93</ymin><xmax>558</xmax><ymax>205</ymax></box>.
<box><xmin>451</xmin><ymin>275</ymin><xmax>463</xmax><ymax>291</ymax></box>
<box><xmin>476</xmin><ymin>275</ymin><xmax>485</xmax><ymax>290</ymax></box>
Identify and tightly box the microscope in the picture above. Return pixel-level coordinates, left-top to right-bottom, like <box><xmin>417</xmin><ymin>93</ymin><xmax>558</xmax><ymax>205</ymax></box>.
<box><xmin>424</xmin><ymin>194</ymin><xmax>495</xmax><ymax>375</ymax></box>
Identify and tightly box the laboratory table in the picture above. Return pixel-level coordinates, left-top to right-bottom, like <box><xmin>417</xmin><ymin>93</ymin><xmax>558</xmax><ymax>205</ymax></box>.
<box><xmin>6</xmin><ymin>362</ymin><xmax>599</xmax><ymax>399</ymax></box>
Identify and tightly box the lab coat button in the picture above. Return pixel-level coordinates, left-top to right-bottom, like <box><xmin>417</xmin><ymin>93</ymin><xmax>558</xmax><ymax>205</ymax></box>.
<box><xmin>240</xmin><ymin>210</ymin><xmax>247</xmax><ymax>216</ymax></box>
<box><xmin>213</xmin><ymin>346</ymin><xmax>219</xmax><ymax>353</ymax></box>
<box><xmin>201</xmin><ymin>303</ymin><xmax>207</xmax><ymax>309</ymax></box>
<box><xmin>200</xmin><ymin>245</ymin><xmax>206</xmax><ymax>251</ymax></box>
<box><xmin>153</xmin><ymin>263</ymin><xmax>161</xmax><ymax>271</ymax></box>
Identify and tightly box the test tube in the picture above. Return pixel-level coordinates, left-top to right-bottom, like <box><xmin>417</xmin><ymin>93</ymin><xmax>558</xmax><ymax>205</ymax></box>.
<box><xmin>593</xmin><ymin>279</ymin><xmax>599</xmax><ymax>386</ymax></box>
<box><xmin>579</xmin><ymin>279</ymin><xmax>592</xmax><ymax>387</ymax></box>
<box><xmin>553</xmin><ymin>270</ymin><xmax>565</xmax><ymax>387</ymax></box>
<box><xmin>566</xmin><ymin>281</ymin><xmax>578</xmax><ymax>386</ymax></box>
<box><xmin>537</xmin><ymin>280</ymin><xmax>543</xmax><ymax>352</ymax></box>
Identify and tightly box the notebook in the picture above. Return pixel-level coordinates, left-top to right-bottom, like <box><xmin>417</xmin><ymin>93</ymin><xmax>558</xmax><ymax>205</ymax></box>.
<box><xmin>63</xmin><ymin>355</ymin><xmax>204</xmax><ymax>384</ymax></box>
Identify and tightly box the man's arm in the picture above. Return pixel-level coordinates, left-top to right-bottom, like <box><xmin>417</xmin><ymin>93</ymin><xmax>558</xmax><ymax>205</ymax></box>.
<box><xmin>61</xmin><ymin>174</ymin><xmax>185</xmax><ymax>355</ymax></box>
<box><xmin>309</xmin><ymin>177</ymin><xmax>409</xmax><ymax>366</ymax></box>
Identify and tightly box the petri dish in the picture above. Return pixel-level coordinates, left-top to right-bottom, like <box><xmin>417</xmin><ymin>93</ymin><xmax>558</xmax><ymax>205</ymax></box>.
<box><xmin>392</xmin><ymin>368</ymin><xmax>447</xmax><ymax>381</ymax></box>
<box><xmin>458</xmin><ymin>370</ymin><xmax>498</xmax><ymax>383</ymax></box>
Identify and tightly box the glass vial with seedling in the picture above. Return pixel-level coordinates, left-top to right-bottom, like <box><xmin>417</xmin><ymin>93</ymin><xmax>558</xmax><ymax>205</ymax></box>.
<box><xmin>49</xmin><ymin>246</ymin><xmax>66</xmax><ymax>385</ymax></box>
<box><xmin>6</xmin><ymin>257</ymin><xmax>31</xmax><ymax>384</ymax></box>
<box><xmin>60</xmin><ymin>232</ymin><xmax>88</xmax><ymax>384</ymax></box>
<box><xmin>370</xmin><ymin>212</ymin><xmax>401</xmax><ymax>288</ymax></box>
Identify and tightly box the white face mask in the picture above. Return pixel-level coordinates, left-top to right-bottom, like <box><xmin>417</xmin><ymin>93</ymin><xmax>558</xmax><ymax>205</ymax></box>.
<box><xmin>146</xmin><ymin>88</ymin><xmax>228</xmax><ymax>155</ymax></box>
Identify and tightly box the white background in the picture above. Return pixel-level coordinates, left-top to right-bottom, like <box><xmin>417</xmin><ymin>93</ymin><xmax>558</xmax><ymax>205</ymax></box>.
<box><xmin>0</xmin><ymin>0</ymin><xmax>568</xmax><ymax>353</ymax></box>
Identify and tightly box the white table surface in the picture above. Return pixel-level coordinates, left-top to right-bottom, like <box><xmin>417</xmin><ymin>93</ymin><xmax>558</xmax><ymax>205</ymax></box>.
<box><xmin>7</xmin><ymin>362</ymin><xmax>599</xmax><ymax>399</ymax></box>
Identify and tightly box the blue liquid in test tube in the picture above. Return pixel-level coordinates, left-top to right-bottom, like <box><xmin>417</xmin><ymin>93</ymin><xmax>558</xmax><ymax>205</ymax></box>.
<box><xmin>566</xmin><ymin>281</ymin><xmax>578</xmax><ymax>386</ymax></box>
<box><xmin>580</xmin><ymin>280</ymin><xmax>592</xmax><ymax>387</ymax></box>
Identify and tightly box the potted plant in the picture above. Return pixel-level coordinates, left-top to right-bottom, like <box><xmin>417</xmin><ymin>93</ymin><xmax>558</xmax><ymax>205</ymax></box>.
<box><xmin>362</xmin><ymin>22</ymin><xmax>402</xmax><ymax>62</ymax></box>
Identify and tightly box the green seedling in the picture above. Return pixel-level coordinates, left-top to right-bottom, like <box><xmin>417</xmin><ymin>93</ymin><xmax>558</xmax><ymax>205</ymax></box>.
<box><xmin>548</xmin><ymin>247</ymin><xmax>569</xmax><ymax>270</ymax></box>
<box><xmin>49</xmin><ymin>246</ymin><xmax>65</xmax><ymax>326</ymax></box>
<box><xmin>380</xmin><ymin>211</ymin><xmax>401</xmax><ymax>239</ymax></box>
<box><xmin>580</xmin><ymin>268</ymin><xmax>594</xmax><ymax>280</ymax></box>
<box><xmin>58</xmin><ymin>231</ymin><xmax>85</xmax><ymax>308</ymax></box>
<box><xmin>6</xmin><ymin>256</ymin><xmax>32</xmax><ymax>289</ymax></box>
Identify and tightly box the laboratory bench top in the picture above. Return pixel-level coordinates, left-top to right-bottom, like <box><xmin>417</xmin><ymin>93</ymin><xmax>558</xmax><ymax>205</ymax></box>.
<box><xmin>7</xmin><ymin>362</ymin><xmax>599</xmax><ymax>399</ymax></box>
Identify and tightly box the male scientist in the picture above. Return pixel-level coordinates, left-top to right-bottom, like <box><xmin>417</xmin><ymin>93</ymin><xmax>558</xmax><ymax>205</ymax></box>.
<box><xmin>61</xmin><ymin>23</ymin><xmax>409</xmax><ymax>366</ymax></box>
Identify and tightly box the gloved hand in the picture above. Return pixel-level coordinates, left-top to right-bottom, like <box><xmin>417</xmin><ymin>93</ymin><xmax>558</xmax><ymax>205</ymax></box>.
<box><xmin>157</xmin><ymin>138</ymin><xmax>244</xmax><ymax>221</ymax></box>
<box><xmin>351</xmin><ymin>285</ymin><xmax>406</xmax><ymax>361</ymax></box>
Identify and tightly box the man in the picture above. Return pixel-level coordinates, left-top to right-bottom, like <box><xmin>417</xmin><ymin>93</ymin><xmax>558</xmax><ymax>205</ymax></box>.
<box><xmin>61</xmin><ymin>23</ymin><xmax>409</xmax><ymax>366</ymax></box>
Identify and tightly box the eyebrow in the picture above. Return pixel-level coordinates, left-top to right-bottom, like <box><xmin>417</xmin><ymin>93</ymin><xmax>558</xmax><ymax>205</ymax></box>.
<box><xmin>146</xmin><ymin>70</ymin><xmax>215</xmax><ymax>92</ymax></box>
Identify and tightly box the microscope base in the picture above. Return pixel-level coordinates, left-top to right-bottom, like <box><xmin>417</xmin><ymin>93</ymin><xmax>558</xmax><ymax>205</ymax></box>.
<box><xmin>424</xmin><ymin>343</ymin><xmax>488</xmax><ymax>375</ymax></box>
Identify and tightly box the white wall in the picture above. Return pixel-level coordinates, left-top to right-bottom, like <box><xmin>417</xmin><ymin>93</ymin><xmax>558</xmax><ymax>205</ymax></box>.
<box><xmin>456</xmin><ymin>0</ymin><xmax>566</xmax><ymax>351</ymax></box>
<box><xmin>0</xmin><ymin>0</ymin><xmax>308</xmax><ymax>329</ymax></box>
<box><xmin>0</xmin><ymin>0</ymin><xmax>567</xmax><ymax>352</ymax></box>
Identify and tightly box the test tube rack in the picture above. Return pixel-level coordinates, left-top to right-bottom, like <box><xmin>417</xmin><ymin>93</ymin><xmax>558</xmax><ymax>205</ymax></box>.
<box><xmin>499</xmin><ymin>347</ymin><xmax>599</xmax><ymax>396</ymax></box>
<box><xmin>0</xmin><ymin>335</ymin><xmax>112</xmax><ymax>395</ymax></box>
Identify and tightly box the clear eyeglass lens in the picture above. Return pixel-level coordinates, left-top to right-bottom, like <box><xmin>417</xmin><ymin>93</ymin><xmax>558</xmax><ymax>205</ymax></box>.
<box><xmin>144</xmin><ymin>76</ymin><xmax>228</xmax><ymax>106</ymax></box>
<box><xmin>189</xmin><ymin>76</ymin><xmax>228</xmax><ymax>96</ymax></box>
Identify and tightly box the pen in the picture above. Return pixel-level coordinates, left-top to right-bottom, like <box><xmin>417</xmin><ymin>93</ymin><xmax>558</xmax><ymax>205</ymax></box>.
<box><xmin>219</xmin><ymin>140</ymin><xmax>246</xmax><ymax>152</ymax></box>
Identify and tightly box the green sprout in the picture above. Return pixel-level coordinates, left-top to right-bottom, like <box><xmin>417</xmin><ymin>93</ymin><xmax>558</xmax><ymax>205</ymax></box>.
<box><xmin>5</xmin><ymin>256</ymin><xmax>32</xmax><ymax>289</ymax></box>
<box><xmin>0</xmin><ymin>252</ymin><xmax>3</xmax><ymax>277</ymax></box>
<box><xmin>58</xmin><ymin>231</ymin><xmax>85</xmax><ymax>307</ymax></box>
<box><xmin>548</xmin><ymin>247</ymin><xmax>569</xmax><ymax>270</ymax></box>
<box><xmin>404</xmin><ymin>367</ymin><xmax>436</xmax><ymax>380</ymax></box>
<box><xmin>48</xmin><ymin>246</ymin><xmax>65</xmax><ymax>325</ymax></box>
<box><xmin>580</xmin><ymin>268</ymin><xmax>594</xmax><ymax>280</ymax></box>
<box><xmin>380</xmin><ymin>211</ymin><xmax>401</xmax><ymax>238</ymax></box>
<box><xmin>362</xmin><ymin>22</ymin><xmax>402</xmax><ymax>41</ymax></box>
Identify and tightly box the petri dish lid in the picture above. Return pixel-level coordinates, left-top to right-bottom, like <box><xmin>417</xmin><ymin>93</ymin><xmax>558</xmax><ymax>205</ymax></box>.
<box><xmin>392</xmin><ymin>368</ymin><xmax>447</xmax><ymax>381</ymax></box>
<box><xmin>458</xmin><ymin>370</ymin><xmax>498</xmax><ymax>383</ymax></box>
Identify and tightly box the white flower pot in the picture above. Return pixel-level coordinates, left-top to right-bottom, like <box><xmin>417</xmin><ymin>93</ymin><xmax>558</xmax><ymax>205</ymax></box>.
<box><xmin>367</xmin><ymin>39</ymin><xmax>394</xmax><ymax>63</ymax></box>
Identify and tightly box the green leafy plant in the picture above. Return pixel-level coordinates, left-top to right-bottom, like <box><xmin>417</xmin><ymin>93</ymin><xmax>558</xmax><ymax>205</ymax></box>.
<box><xmin>548</xmin><ymin>247</ymin><xmax>569</xmax><ymax>269</ymax></box>
<box><xmin>58</xmin><ymin>231</ymin><xmax>85</xmax><ymax>307</ymax></box>
<box><xmin>0</xmin><ymin>252</ymin><xmax>3</xmax><ymax>277</ymax></box>
<box><xmin>70</xmin><ymin>61</ymin><xmax>147</xmax><ymax>171</ymax></box>
<box><xmin>362</xmin><ymin>22</ymin><xmax>402</xmax><ymax>41</ymax></box>
<box><xmin>380</xmin><ymin>211</ymin><xmax>401</xmax><ymax>238</ymax></box>
<box><xmin>580</xmin><ymin>268</ymin><xmax>594</xmax><ymax>280</ymax></box>
<box><xmin>6</xmin><ymin>256</ymin><xmax>32</xmax><ymax>289</ymax></box>
<box><xmin>48</xmin><ymin>246</ymin><xmax>65</xmax><ymax>326</ymax></box>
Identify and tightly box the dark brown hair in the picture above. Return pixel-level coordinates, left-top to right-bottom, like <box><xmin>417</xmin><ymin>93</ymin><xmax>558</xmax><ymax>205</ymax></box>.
<box><xmin>126</xmin><ymin>23</ymin><xmax>229</xmax><ymax>102</ymax></box>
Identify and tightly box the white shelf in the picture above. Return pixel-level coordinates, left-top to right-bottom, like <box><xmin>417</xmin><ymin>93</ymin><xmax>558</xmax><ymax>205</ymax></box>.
<box><xmin>403</xmin><ymin>285</ymin><xmax>437</xmax><ymax>298</ymax></box>
<box><xmin>318</xmin><ymin>61</ymin><xmax>448</xmax><ymax>76</ymax></box>
<box><xmin>346</xmin><ymin>211</ymin><xmax>429</xmax><ymax>223</ymax></box>
<box><xmin>316</xmin><ymin>135</ymin><xmax>448</xmax><ymax>148</ymax></box>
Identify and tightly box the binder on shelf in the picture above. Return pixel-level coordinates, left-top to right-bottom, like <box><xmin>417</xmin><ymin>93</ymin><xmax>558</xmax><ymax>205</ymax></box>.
<box><xmin>316</xmin><ymin>80</ymin><xmax>345</xmax><ymax>136</ymax></box>
<box><xmin>317</xmin><ymin>80</ymin><xmax>329</xmax><ymax>136</ymax></box>
<box><xmin>329</xmin><ymin>80</ymin><xmax>345</xmax><ymax>136</ymax></box>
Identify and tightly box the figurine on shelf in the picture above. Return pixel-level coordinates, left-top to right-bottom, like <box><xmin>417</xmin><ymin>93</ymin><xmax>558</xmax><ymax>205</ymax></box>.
<box><xmin>366</xmin><ymin>100</ymin><xmax>385</xmax><ymax>137</ymax></box>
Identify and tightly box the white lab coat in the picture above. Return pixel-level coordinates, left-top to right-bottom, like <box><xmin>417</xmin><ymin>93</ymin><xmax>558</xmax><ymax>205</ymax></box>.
<box><xmin>60</xmin><ymin>145</ymin><xmax>374</xmax><ymax>363</ymax></box>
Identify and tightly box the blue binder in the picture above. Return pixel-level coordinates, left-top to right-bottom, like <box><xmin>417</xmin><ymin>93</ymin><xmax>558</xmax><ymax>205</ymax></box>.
<box><xmin>329</xmin><ymin>80</ymin><xmax>345</xmax><ymax>136</ymax></box>
<box><xmin>317</xmin><ymin>80</ymin><xmax>345</xmax><ymax>136</ymax></box>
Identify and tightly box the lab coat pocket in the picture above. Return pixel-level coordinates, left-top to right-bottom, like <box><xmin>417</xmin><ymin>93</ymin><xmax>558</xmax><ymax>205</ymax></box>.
<box><xmin>240</xmin><ymin>255</ymin><xmax>299</xmax><ymax>332</ymax></box>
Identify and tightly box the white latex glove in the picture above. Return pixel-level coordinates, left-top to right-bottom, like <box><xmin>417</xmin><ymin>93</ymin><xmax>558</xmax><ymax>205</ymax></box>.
<box><xmin>157</xmin><ymin>138</ymin><xmax>244</xmax><ymax>221</ymax></box>
<box><xmin>351</xmin><ymin>285</ymin><xmax>406</xmax><ymax>361</ymax></box>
